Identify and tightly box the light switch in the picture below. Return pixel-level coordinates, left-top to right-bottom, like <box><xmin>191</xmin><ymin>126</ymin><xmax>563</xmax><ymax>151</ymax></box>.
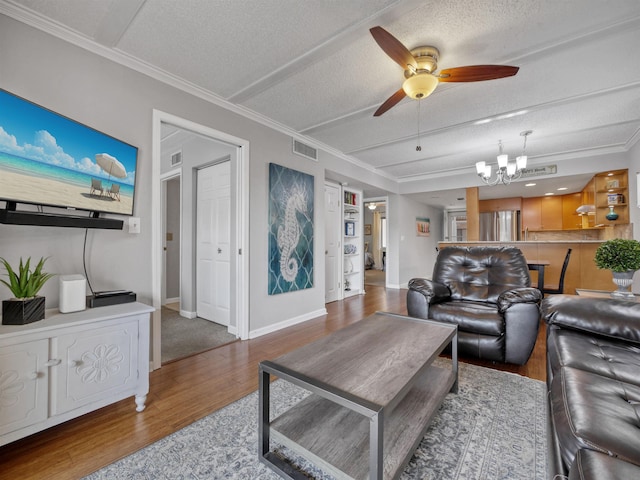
<box><xmin>128</xmin><ymin>217</ymin><xmax>141</xmax><ymax>234</ymax></box>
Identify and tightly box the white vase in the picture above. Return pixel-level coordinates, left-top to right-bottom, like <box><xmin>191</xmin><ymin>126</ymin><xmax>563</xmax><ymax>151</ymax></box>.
<box><xmin>611</xmin><ymin>270</ymin><xmax>635</xmax><ymax>298</ymax></box>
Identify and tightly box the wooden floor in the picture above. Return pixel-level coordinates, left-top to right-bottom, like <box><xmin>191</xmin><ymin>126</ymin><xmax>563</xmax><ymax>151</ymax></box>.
<box><xmin>0</xmin><ymin>286</ymin><xmax>546</xmax><ymax>479</ymax></box>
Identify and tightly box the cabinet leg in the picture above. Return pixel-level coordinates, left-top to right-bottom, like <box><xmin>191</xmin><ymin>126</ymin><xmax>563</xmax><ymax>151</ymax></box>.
<box><xmin>135</xmin><ymin>394</ymin><xmax>147</xmax><ymax>412</ymax></box>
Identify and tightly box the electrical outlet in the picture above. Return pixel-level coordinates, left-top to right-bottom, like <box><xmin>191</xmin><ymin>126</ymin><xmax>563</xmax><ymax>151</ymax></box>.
<box><xmin>128</xmin><ymin>217</ymin><xmax>140</xmax><ymax>234</ymax></box>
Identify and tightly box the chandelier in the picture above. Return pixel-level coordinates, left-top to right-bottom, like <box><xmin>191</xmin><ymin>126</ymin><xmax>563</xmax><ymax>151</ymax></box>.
<box><xmin>476</xmin><ymin>130</ymin><xmax>532</xmax><ymax>185</ymax></box>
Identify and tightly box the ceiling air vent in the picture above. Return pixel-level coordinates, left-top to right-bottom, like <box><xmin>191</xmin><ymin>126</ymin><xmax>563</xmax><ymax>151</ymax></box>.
<box><xmin>171</xmin><ymin>151</ymin><xmax>182</xmax><ymax>166</ymax></box>
<box><xmin>292</xmin><ymin>139</ymin><xmax>318</xmax><ymax>161</ymax></box>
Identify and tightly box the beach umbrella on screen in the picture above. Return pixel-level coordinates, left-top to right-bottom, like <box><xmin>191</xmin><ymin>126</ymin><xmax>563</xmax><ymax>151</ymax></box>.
<box><xmin>95</xmin><ymin>153</ymin><xmax>127</xmax><ymax>180</ymax></box>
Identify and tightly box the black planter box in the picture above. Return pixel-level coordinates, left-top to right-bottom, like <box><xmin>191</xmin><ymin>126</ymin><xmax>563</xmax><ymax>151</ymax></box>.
<box><xmin>2</xmin><ymin>297</ymin><xmax>45</xmax><ymax>325</ymax></box>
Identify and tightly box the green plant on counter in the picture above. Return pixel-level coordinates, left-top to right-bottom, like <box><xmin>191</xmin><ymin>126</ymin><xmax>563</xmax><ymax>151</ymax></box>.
<box><xmin>0</xmin><ymin>257</ymin><xmax>54</xmax><ymax>299</ymax></box>
<box><xmin>594</xmin><ymin>239</ymin><xmax>640</xmax><ymax>272</ymax></box>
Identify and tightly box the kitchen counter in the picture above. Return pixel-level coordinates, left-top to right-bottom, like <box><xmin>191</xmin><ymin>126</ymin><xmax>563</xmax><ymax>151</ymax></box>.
<box><xmin>438</xmin><ymin>241</ymin><xmax>614</xmax><ymax>293</ymax></box>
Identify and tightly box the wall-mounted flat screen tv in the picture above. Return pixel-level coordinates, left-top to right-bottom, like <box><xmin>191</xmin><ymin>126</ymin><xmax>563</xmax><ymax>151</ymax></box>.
<box><xmin>0</xmin><ymin>88</ymin><xmax>138</xmax><ymax>216</ymax></box>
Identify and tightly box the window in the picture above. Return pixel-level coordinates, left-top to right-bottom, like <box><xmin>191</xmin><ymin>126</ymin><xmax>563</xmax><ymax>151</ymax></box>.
<box><xmin>381</xmin><ymin>217</ymin><xmax>387</xmax><ymax>248</ymax></box>
<box><xmin>446</xmin><ymin>210</ymin><xmax>467</xmax><ymax>241</ymax></box>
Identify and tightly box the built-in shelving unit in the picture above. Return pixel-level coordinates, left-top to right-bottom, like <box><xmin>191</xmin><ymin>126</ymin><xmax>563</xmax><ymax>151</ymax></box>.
<box><xmin>343</xmin><ymin>187</ymin><xmax>363</xmax><ymax>297</ymax></box>
<box><xmin>594</xmin><ymin>169</ymin><xmax>629</xmax><ymax>225</ymax></box>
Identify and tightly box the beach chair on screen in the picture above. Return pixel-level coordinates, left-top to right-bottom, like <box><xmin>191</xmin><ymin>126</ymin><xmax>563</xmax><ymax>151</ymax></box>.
<box><xmin>108</xmin><ymin>184</ymin><xmax>121</xmax><ymax>201</ymax></box>
<box><xmin>90</xmin><ymin>178</ymin><xmax>104</xmax><ymax>196</ymax></box>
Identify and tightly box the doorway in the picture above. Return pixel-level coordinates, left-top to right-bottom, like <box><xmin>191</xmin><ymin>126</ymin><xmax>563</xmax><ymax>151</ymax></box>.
<box><xmin>363</xmin><ymin>198</ymin><xmax>387</xmax><ymax>287</ymax></box>
<box><xmin>162</xmin><ymin>173</ymin><xmax>181</xmax><ymax>310</ymax></box>
<box><xmin>151</xmin><ymin>110</ymin><xmax>249</xmax><ymax>370</ymax></box>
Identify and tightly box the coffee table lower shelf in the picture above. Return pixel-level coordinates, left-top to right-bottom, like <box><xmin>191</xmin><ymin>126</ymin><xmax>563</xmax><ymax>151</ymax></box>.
<box><xmin>269</xmin><ymin>365</ymin><xmax>455</xmax><ymax>480</ymax></box>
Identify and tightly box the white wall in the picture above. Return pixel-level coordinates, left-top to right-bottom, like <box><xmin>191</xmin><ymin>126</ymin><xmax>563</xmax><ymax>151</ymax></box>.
<box><xmin>0</xmin><ymin>15</ymin><xmax>390</xmax><ymax>334</ymax></box>
<box><xmin>387</xmin><ymin>195</ymin><xmax>443</xmax><ymax>288</ymax></box>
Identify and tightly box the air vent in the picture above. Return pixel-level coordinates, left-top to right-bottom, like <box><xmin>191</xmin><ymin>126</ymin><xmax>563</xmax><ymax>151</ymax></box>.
<box><xmin>292</xmin><ymin>139</ymin><xmax>318</xmax><ymax>161</ymax></box>
<box><xmin>171</xmin><ymin>151</ymin><xmax>182</xmax><ymax>166</ymax></box>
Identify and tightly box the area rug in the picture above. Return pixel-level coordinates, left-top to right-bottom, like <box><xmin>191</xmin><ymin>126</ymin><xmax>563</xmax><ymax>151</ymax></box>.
<box><xmin>84</xmin><ymin>361</ymin><xmax>546</xmax><ymax>479</ymax></box>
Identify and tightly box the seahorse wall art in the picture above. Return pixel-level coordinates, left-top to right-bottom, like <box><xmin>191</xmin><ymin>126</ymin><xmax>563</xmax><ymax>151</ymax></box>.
<box><xmin>268</xmin><ymin>163</ymin><xmax>314</xmax><ymax>295</ymax></box>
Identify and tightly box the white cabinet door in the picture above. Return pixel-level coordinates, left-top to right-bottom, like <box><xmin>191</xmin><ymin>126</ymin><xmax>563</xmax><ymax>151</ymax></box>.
<box><xmin>324</xmin><ymin>182</ymin><xmax>342</xmax><ymax>303</ymax></box>
<box><xmin>0</xmin><ymin>339</ymin><xmax>48</xmax><ymax>436</ymax></box>
<box><xmin>52</xmin><ymin>319</ymin><xmax>139</xmax><ymax>415</ymax></box>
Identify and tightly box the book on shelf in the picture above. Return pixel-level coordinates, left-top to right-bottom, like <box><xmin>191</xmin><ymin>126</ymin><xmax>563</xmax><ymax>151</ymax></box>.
<box><xmin>344</xmin><ymin>191</ymin><xmax>357</xmax><ymax>206</ymax></box>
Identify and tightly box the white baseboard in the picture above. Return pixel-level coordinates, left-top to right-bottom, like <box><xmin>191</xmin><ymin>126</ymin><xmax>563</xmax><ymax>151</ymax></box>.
<box><xmin>228</xmin><ymin>325</ymin><xmax>238</xmax><ymax>336</ymax></box>
<box><xmin>387</xmin><ymin>283</ymin><xmax>403</xmax><ymax>289</ymax></box>
<box><xmin>164</xmin><ymin>297</ymin><xmax>179</xmax><ymax>305</ymax></box>
<box><xmin>179</xmin><ymin>309</ymin><xmax>197</xmax><ymax>319</ymax></box>
<box><xmin>249</xmin><ymin>308</ymin><xmax>327</xmax><ymax>339</ymax></box>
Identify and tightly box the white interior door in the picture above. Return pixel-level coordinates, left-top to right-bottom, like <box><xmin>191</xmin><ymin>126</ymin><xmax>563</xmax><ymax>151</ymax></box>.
<box><xmin>196</xmin><ymin>161</ymin><xmax>230</xmax><ymax>325</ymax></box>
<box><xmin>324</xmin><ymin>182</ymin><xmax>342</xmax><ymax>303</ymax></box>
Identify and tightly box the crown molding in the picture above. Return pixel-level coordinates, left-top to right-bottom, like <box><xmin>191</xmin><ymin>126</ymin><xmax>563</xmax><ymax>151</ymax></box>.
<box><xmin>0</xmin><ymin>1</ymin><xmax>391</xmax><ymax>182</ymax></box>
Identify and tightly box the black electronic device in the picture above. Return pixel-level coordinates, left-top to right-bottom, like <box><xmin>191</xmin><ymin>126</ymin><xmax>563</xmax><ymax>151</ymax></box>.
<box><xmin>0</xmin><ymin>203</ymin><xmax>123</xmax><ymax>229</ymax></box>
<box><xmin>87</xmin><ymin>291</ymin><xmax>136</xmax><ymax>308</ymax></box>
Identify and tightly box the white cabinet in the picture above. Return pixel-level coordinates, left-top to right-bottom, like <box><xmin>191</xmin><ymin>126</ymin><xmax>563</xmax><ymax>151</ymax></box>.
<box><xmin>0</xmin><ymin>302</ymin><xmax>153</xmax><ymax>447</ymax></box>
<box><xmin>343</xmin><ymin>187</ymin><xmax>363</xmax><ymax>297</ymax></box>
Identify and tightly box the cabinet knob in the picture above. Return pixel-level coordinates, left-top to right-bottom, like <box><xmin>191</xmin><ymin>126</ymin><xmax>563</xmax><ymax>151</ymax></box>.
<box><xmin>44</xmin><ymin>359</ymin><xmax>62</xmax><ymax>367</ymax></box>
<box><xmin>27</xmin><ymin>371</ymin><xmax>39</xmax><ymax>380</ymax></box>
<box><xmin>68</xmin><ymin>360</ymin><xmax>80</xmax><ymax>367</ymax></box>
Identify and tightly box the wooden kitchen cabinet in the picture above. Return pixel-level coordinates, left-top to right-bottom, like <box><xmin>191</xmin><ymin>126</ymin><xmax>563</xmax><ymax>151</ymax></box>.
<box><xmin>562</xmin><ymin>193</ymin><xmax>583</xmax><ymax>230</ymax></box>
<box><xmin>540</xmin><ymin>196</ymin><xmax>563</xmax><ymax>230</ymax></box>
<box><xmin>522</xmin><ymin>196</ymin><xmax>562</xmax><ymax>230</ymax></box>
<box><xmin>522</xmin><ymin>197</ymin><xmax>542</xmax><ymax>231</ymax></box>
<box><xmin>479</xmin><ymin>197</ymin><xmax>522</xmax><ymax>212</ymax></box>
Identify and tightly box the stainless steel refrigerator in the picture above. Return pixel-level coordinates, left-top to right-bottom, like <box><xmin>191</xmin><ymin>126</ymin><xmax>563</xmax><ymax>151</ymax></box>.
<box><xmin>479</xmin><ymin>211</ymin><xmax>521</xmax><ymax>241</ymax></box>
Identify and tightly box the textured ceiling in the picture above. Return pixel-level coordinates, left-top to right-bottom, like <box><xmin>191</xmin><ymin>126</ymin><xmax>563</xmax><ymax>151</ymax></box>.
<box><xmin>3</xmin><ymin>0</ymin><xmax>640</xmax><ymax>208</ymax></box>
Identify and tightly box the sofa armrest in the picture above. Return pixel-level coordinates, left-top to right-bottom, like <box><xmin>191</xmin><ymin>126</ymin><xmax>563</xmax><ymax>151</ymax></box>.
<box><xmin>406</xmin><ymin>278</ymin><xmax>450</xmax><ymax>320</ymax></box>
<box><xmin>407</xmin><ymin>278</ymin><xmax>451</xmax><ymax>303</ymax></box>
<box><xmin>541</xmin><ymin>294</ymin><xmax>640</xmax><ymax>344</ymax></box>
<box><xmin>497</xmin><ymin>287</ymin><xmax>542</xmax><ymax>313</ymax></box>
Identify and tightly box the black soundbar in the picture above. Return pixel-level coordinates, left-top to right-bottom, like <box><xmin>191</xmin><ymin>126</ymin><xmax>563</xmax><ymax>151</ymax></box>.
<box><xmin>0</xmin><ymin>209</ymin><xmax>123</xmax><ymax>229</ymax></box>
<box><xmin>87</xmin><ymin>291</ymin><xmax>136</xmax><ymax>308</ymax></box>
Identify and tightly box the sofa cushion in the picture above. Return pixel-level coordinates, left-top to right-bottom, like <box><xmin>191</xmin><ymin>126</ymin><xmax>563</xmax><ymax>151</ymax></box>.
<box><xmin>548</xmin><ymin>327</ymin><xmax>640</xmax><ymax>387</ymax></box>
<box><xmin>551</xmin><ymin>367</ymin><xmax>640</xmax><ymax>470</ymax></box>
<box><xmin>429</xmin><ymin>300</ymin><xmax>503</xmax><ymax>336</ymax></box>
<box><xmin>569</xmin><ymin>449</ymin><xmax>640</xmax><ymax>480</ymax></box>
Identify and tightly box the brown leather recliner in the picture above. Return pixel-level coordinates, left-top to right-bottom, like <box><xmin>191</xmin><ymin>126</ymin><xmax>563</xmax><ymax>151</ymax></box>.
<box><xmin>407</xmin><ymin>246</ymin><xmax>542</xmax><ymax>365</ymax></box>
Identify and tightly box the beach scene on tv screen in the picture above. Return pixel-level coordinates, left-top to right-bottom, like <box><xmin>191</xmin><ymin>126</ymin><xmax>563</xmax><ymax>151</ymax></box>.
<box><xmin>0</xmin><ymin>90</ymin><xmax>137</xmax><ymax>216</ymax></box>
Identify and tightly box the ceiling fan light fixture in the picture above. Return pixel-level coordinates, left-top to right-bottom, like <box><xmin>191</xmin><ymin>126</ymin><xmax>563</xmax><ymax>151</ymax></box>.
<box><xmin>402</xmin><ymin>73</ymin><xmax>438</xmax><ymax>99</ymax></box>
<box><xmin>368</xmin><ymin>202</ymin><xmax>377</xmax><ymax>210</ymax></box>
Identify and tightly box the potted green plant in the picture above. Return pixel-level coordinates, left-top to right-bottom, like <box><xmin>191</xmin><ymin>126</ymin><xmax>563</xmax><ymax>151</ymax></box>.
<box><xmin>1</xmin><ymin>257</ymin><xmax>54</xmax><ymax>325</ymax></box>
<box><xmin>594</xmin><ymin>238</ymin><xmax>640</xmax><ymax>297</ymax></box>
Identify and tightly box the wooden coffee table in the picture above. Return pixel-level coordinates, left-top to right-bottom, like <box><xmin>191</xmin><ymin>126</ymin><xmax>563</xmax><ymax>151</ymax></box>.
<box><xmin>259</xmin><ymin>311</ymin><xmax>458</xmax><ymax>480</ymax></box>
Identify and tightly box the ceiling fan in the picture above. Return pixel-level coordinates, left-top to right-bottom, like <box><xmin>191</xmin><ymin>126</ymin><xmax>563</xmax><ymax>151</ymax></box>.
<box><xmin>370</xmin><ymin>26</ymin><xmax>519</xmax><ymax>116</ymax></box>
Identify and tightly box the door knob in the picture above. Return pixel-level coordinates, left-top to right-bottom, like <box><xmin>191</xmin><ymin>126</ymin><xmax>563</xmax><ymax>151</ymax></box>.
<box><xmin>217</xmin><ymin>248</ymin><xmax>222</xmax><ymax>254</ymax></box>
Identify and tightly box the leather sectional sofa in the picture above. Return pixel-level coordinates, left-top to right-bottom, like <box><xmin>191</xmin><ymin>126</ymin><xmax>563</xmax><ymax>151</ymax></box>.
<box><xmin>542</xmin><ymin>294</ymin><xmax>640</xmax><ymax>479</ymax></box>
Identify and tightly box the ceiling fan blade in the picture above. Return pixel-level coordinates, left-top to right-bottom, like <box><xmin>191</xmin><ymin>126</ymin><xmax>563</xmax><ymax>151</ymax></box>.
<box><xmin>370</xmin><ymin>26</ymin><xmax>417</xmax><ymax>71</ymax></box>
<box><xmin>438</xmin><ymin>65</ymin><xmax>519</xmax><ymax>82</ymax></box>
<box><xmin>373</xmin><ymin>88</ymin><xmax>406</xmax><ymax>117</ymax></box>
